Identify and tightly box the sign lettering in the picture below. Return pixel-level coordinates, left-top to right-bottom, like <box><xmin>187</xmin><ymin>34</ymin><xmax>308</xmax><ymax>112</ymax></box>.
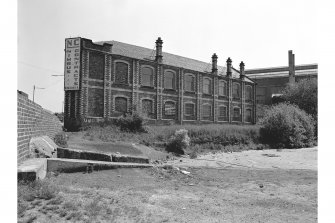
<box><xmin>64</xmin><ymin>37</ymin><xmax>81</xmax><ymax>90</ymax></box>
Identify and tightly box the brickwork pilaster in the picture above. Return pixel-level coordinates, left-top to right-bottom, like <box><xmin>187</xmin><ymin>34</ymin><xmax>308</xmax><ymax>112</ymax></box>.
<box><xmin>213</xmin><ymin>76</ymin><xmax>218</xmax><ymax>122</ymax></box>
<box><xmin>241</xmin><ymin>81</ymin><xmax>245</xmax><ymax>124</ymax></box>
<box><xmin>179</xmin><ymin>69</ymin><xmax>184</xmax><ymax>124</ymax></box>
<box><xmin>228</xmin><ymin>78</ymin><xmax>232</xmax><ymax>123</ymax></box>
<box><xmin>196</xmin><ymin>73</ymin><xmax>201</xmax><ymax>121</ymax></box>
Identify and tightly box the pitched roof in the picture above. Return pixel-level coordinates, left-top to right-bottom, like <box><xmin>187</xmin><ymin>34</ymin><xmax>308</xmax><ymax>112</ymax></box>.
<box><xmin>95</xmin><ymin>40</ymin><xmax>252</xmax><ymax>82</ymax></box>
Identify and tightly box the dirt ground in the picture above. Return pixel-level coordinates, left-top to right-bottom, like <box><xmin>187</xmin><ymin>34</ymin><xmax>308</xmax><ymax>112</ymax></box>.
<box><xmin>18</xmin><ymin>147</ymin><xmax>317</xmax><ymax>223</ymax></box>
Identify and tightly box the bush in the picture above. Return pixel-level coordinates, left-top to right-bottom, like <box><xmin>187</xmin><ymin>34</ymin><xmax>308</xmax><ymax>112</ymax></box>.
<box><xmin>114</xmin><ymin>112</ymin><xmax>145</xmax><ymax>132</ymax></box>
<box><xmin>259</xmin><ymin>103</ymin><xmax>315</xmax><ymax>148</ymax></box>
<box><xmin>166</xmin><ymin>129</ymin><xmax>190</xmax><ymax>154</ymax></box>
<box><xmin>54</xmin><ymin>132</ymin><xmax>68</xmax><ymax>148</ymax></box>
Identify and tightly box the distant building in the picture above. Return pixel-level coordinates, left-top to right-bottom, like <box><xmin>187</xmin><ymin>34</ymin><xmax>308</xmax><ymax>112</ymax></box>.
<box><xmin>63</xmin><ymin>37</ymin><xmax>256</xmax><ymax>130</ymax></box>
<box><xmin>245</xmin><ymin>51</ymin><xmax>317</xmax><ymax>105</ymax></box>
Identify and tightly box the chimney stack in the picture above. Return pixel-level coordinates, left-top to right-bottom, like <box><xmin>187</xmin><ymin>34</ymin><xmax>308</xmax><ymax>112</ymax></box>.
<box><xmin>288</xmin><ymin>50</ymin><xmax>295</xmax><ymax>86</ymax></box>
<box><xmin>155</xmin><ymin>37</ymin><xmax>163</xmax><ymax>63</ymax></box>
<box><xmin>212</xmin><ymin>53</ymin><xmax>218</xmax><ymax>75</ymax></box>
<box><xmin>226</xmin><ymin>57</ymin><xmax>232</xmax><ymax>77</ymax></box>
<box><xmin>239</xmin><ymin>61</ymin><xmax>245</xmax><ymax>80</ymax></box>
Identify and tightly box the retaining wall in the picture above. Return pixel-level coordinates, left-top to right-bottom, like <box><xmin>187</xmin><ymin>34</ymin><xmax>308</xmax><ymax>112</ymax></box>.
<box><xmin>17</xmin><ymin>90</ymin><xmax>63</xmax><ymax>163</ymax></box>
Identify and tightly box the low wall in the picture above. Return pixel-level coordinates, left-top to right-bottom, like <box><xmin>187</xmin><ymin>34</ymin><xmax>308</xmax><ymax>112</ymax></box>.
<box><xmin>17</xmin><ymin>91</ymin><xmax>63</xmax><ymax>163</ymax></box>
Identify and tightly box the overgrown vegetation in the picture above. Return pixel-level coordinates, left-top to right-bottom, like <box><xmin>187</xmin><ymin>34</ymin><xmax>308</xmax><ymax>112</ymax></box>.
<box><xmin>54</xmin><ymin>132</ymin><xmax>68</xmax><ymax>148</ymax></box>
<box><xmin>259</xmin><ymin>103</ymin><xmax>315</xmax><ymax>148</ymax></box>
<box><xmin>166</xmin><ymin>129</ymin><xmax>190</xmax><ymax>154</ymax></box>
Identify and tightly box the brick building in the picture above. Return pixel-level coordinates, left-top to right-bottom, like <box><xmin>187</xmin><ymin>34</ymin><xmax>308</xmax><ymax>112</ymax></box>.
<box><xmin>64</xmin><ymin>37</ymin><xmax>256</xmax><ymax>130</ymax></box>
<box><xmin>245</xmin><ymin>50</ymin><xmax>318</xmax><ymax>105</ymax></box>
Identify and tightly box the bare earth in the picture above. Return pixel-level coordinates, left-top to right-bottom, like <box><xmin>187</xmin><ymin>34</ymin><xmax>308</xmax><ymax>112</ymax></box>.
<box><xmin>19</xmin><ymin>147</ymin><xmax>317</xmax><ymax>223</ymax></box>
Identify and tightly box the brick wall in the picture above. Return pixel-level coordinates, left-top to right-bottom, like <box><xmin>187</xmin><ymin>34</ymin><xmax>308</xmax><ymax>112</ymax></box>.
<box><xmin>17</xmin><ymin>91</ymin><xmax>63</xmax><ymax>163</ymax></box>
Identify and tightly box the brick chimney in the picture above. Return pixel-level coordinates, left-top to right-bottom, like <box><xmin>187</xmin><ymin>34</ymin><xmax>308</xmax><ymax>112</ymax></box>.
<box><xmin>212</xmin><ymin>53</ymin><xmax>218</xmax><ymax>75</ymax></box>
<box><xmin>155</xmin><ymin>37</ymin><xmax>163</xmax><ymax>63</ymax></box>
<box><xmin>288</xmin><ymin>50</ymin><xmax>295</xmax><ymax>86</ymax></box>
<box><xmin>239</xmin><ymin>61</ymin><xmax>245</xmax><ymax>80</ymax></box>
<box><xmin>226</xmin><ymin>57</ymin><xmax>232</xmax><ymax>77</ymax></box>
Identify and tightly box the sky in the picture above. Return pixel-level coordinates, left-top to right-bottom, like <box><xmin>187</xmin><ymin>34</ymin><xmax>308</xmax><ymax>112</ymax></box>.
<box><xmin>17</xmin><ymin>0</ymin><xmax>318</xmax><ymax>113</ymax></box>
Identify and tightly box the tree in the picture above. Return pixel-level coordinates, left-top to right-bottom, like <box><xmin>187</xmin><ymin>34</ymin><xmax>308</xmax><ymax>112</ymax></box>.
<box><xmin>281</xmin><ymin>78</ymin><xmax>317</xmax><ymax>120</ymax></box>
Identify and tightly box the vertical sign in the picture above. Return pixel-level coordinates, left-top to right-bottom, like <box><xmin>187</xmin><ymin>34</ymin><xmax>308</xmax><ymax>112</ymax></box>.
<box><xmin>64</xmin><ymin>37</ymin><xmax>81</xmax><ymax>90</ymax></box>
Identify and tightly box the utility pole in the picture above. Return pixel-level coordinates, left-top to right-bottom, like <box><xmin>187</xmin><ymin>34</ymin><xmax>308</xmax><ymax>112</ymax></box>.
<box><xmin>33</xmin><ymin>85</ymin><xmax>45</xmax><ymax>102</ymax></box>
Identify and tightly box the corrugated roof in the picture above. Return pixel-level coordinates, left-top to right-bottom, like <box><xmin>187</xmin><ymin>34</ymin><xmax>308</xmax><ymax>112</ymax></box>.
<box><xmin>95</xmin><ymin>40</ymin><xmax>250</xmax><ymax>81</ymax></box>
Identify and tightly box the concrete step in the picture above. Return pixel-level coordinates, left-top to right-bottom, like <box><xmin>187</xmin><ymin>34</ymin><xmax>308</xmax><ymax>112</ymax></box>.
<box><xmin>47</xmin><ymin>158</ymin><xmax>153</xmax><ymax>173</ymax></box>
<box><xmin>57</xmin><ymin>147</ymin><xmax>150</xmax><ymax>164</ymax></box>
<box><xmin>18</xmin><ymin>158</ymin><xmax>47</xmax><ymax>181</ymax></box>
<box><xmin>18</xmin><ymin>158</ymin><xmax>153</xmax><ymax>181</ymax></box>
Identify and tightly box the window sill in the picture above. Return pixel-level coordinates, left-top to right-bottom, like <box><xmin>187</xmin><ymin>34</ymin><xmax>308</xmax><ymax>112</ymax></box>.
<box><xmin>184</xmin><ymin>90</ymin><xmax>196</xmax><ymax>94</ymax></box>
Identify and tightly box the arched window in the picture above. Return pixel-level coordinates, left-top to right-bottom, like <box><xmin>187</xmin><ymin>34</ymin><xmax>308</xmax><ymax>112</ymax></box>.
<box><xmin>233</xmin><ymin>83</ymin><xmax>241</xmax><ymax>99</ymax></box>
<box><xmin>141</xmin><ymin>67</ymin><xmax>154</xmax><ymax>87</ymax></box>
<box><xmin>114</xmin><ymin>97</ymin><xmax>127</xmax><ymax>113</ymax></box>
<box><xmin>202</xmin><ymin>104</ymin><xmax>212</xmax><ymax>119</ymax></box>
<box><xmin>184</xmin><ymin>103</ymin><xmax>195</xmax><ymax>116</ymax></box>
<box><xmin>219</xmin><ymin>81</ymin><xmax>227</xmax><ymax>96</ymax></box>
<box><xmin>245</xmin><ymin>109</ymin><xmax>252</xmax><ymax>122</ymax></box>
<box><xmin>142</xmin><ymin>99</ymin><xmax>153</xmax><ymax>116</ymax></box>
<box><xmin>245</xmin><ymin>86</ymin><xmax>253</xmax><ymax>101</ymax></box>
<box><xmin>164</xmin><ymin>101</ymin><xmax>176</xmax><ymax>116</ymax></box>
<box><xmin>203</xmin><ymin>78</ymin><xmax>212</xmax><ymax>94</ymax></box>
<box><xmin>115</xmin><ymin>62</ymin><xmax>128</xmax><ymax>84</ymax></box>
<box><xmin>184</xmin><ymin>74</ymin><xmax>195</xmax><ymax>92</ymax></box>
<box><xmin>164</xmin><ymin>71</ymin><xmax>175</xmax><ymax>89</ymax></box>
<box><xmin>233</xmin><ymin>107</ymin><xmax>241</xmax><ymax>121</ymax></box>
<box><xmin>89</xmin><ymin>52</ymin><xmax>105</xmax><ymax>80</ymax></box>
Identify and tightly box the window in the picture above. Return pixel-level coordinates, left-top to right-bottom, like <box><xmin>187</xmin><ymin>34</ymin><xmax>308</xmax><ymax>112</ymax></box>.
<box><xmin>246</xmin><ymin>86</ymin><xmax>253</xmax><ymax>101</ymax></box>
<box><xmin>164</xmin><ymin>71</ymin><xmax>175</xmax><ymax>89</ymax></box>
<box><xmin>185</xmin><ymin>74</ymin><xmax>195</xmax><ymax>92</ymax></box>
<box><xmin>233</xmin><ymin>83</ymin><xmax>241</xmax><ymax>98</ymax></box>
<box><xmin>114</xmin><ymin>97</ymin><xmax>127</xmax><ymax>113</ymax></box>
<box><xmin>141</xmin><ymin>67</ymin><xmax>154</xmax><ymax>87</ymax></box>
<box><xmin>202</xmin><ymin>104</ymin><xmax>211</xmax><ymax>118</ymax></box>
<box><xmin>185</xmin><ymin>103</ymin><xmax>195</xmax><ymax>116</ymax></box>
<box><xmin>203</xmin><ymin>78</ymin><xmax>212</xmax><ymax>94</ymax></box>
<box><xmin>245</xmin><ymin>109</ymin><xmax>252</xmax><ymax>122</ymax></box>
<box><xmin>142</xmin><ymin>99</ymin><xmax>153</xmax><ymax>116</ymax></box>
<box><xmin>115</xmin><ymin>62</ymin><xmax>128</xmax><ymax>84</ymax></box>
<box><xmin>219</xmin><ymin>81</ymin><xmax>227</xmax><ymax>96</ymax></box>
<box><xmin>89</xmin><ymin>52</ymin><xmax>104</xmax><ymax>80</ymax></box>
<box><xmin>233</xmin><ymin>107</ymin><xmax>241</xmax><ymax>121</ymax></box>
<box><xmin>219</xmin><ymin>106</ymin><xmax>227</xmax><ymax>118</ymax></box>
<box><xmin>164</xmin><ymin>101</ymin><xmax>176</xmax><ymax>116</ymax></box>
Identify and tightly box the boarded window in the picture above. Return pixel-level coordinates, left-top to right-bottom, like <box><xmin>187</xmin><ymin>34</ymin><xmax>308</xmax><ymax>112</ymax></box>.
<box><xmin>115</xmin><ymin>62</ymin><xmax>128</xmax><ymax>84</ymax></box>
<box><xmin>219</xmin><ymin>81</ymin><xmax>227</xmax><ymax>96</ymax></box>
<box><xmin>185</xmin><ymin>103</ymin><xmax>195</xmax><ymax>116</ymax></box>
<box><xmin>141</xmin><ymin>67</ymin><xmax>153</xmax><ymax>86</ymax></box>
<box><xmin>115</xmin><ymin>97</ymin><xmax>127</xmax><ymax>113</ymax></box>
<box><xmin>233</xmin><ymin>83</ymin><xmax>241</xmax><ymax>98</ymax></box>
<box><xmin>219</xmin><ymin>106</ymin><xmax>227</xmax><ymax>118</ymax></box>
<box><xmin>164</xmin><ymin>101</ymin><xmax>176</xmax><ymax>116</ymax></box>
<box><xmin>245</xmin><ymin>109</ymin><xmax>252</xmax><ymax>122</ymax></box>
<box><xmin>202</xmin><ymin>104</ymin><xmax>211</xmax><ymax>118</ymax></box>
<box><xmin>89</xmin><ymin>52</ymin><xmax>104</xmax><ymax>80</ymax></box>
<box><xmin>185</xmin><ymin>75</ymin><xmax>195</xmax><ymax>92</ymax></box>
<box><xmin>203</xmin><ymin>78</ymin><xmax>211</xmax><ymax>94</ymax></box>
<box><xmin>164</xmin><ymin>71</ymin><xmax>174</xmax><ymax>89</ymax></box>
<box><xmin>246</xmin><ymin>86</ymin><xmax>253</xmax><ymax>101</ymax></box>
<box><xmin>142</xmin><ymin>99</ymin><xmax>153</xmax><ymax>116</ymax></box>
<box><xmin>88</xmin><ymin>88</ymin><xmax>104</xmax><ymax>117</ymax></box>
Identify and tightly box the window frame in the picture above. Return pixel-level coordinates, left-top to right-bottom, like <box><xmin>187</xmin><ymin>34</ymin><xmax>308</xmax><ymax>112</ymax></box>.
<box><xmin>163</xmin><ymin>100</ymin><xmax>177</xmax><ymax>117</ymax></box>
<box><xmin>114</xmin><ymin>96</ymin><xmax>128</xmax><ymax>114</ymax></box>
<box><xmin>218</xmin><ymin>105</ymin><xmax>227</xmax><ymax>118</ymax></box>
<box><xmin>203</xmin><ymin>77</ymin><xmax>212</xmax><ymax>95</ymax></box>
<box><xmin>164</xmin><ymin>70</ymin><xmax>176</xmax><ymax>90</ymax></box>
<box><xmin>113</xmin><ymin>60</ymin><xmax>130</xmax><ymax>85</ymax></box>
<box><xmin>184</xmin><ymin>102</ymin><xmax>195</xmax><ymax>116</ymax></box>
<box><xmin>233</xmin><ymin>82</ymin><xmax>241</xmax><ymax>99</ymax></box>
<box><xmin>218</xmin><ymin>80</ymin><xmax>227</xmax><ymax>96</ymax></box>
<box><xmin>202</xmin><ymin>103</ymin><xmax>212</xmax><ymax>118</ymax></box>
<box><xmin>141</xmin><ymin>65</ymin><xmax>155</xmax><ymax>87</ymax></box>
<box><xmin>184</xmin><ymin>74</ymin><xmax>196</xmax><ymax>92</ymax></box>
<box><xmin>245</xmin><ymin>108</ymin><xmax>252</xmax><ymax>123</ymax></box>
<box><xmin>245</xmin><ymin>85</ymin><xmax>253</xmax><ymax>101</ymax></box>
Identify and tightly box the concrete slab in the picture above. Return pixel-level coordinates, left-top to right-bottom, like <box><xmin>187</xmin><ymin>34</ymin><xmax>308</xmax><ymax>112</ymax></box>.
<box><xmin>29</xmin><ymin>136</ymin><xmax>58</xmax><ymax>158</ymax></box>
<box><xmin>18</xmin><ymin>158</ymin><xmax>47</xmax><ymax>181</ymax></box>
<box><xmin>47</xmin><ymin>158</ymin><xmax>153</xmax><ymax>173</ymax></box>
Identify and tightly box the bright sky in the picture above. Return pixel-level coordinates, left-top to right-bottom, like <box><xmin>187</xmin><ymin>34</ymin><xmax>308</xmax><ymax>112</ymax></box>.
<box><xmin>18</xmin><ymin>0</ymin><xmax>318</xmax><ymax>112</ymax></box>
